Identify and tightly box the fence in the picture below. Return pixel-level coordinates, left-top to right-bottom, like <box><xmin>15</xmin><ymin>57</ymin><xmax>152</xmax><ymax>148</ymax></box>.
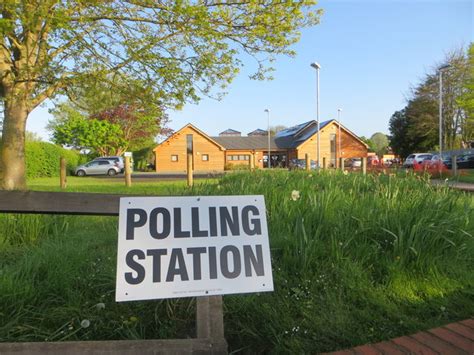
<box><xmin>0</xmin><ymin>190</ymin><xmax>227</xmax><ymax>355</ymax></box>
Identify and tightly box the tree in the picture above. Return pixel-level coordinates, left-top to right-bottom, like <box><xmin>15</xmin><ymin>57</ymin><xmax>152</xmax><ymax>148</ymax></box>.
<box><xmin>48</xmin><ymin>107</ymin><xmax>126</xmax><ymax>156</ymax></box>
<box><xmin>457</xmin><ymin>43</ymin><xmax>474</xmax><ymax>146</ymax></box>
<box><xmin>370</xmin><ymin>132</ymin><xmax>389</xmax><ymax>157</ymax></box>
<box><xmin>0</xmin><ymin>2</ymin><xmax>321</xmax><ymax>189</ymax></box>
<box><xmin>270</xmin><ymin>125</ymin><xmax>287</xmax><ymax>136</ymax></box>
<box><xmin>359</xmin><ymin>136</ymin><xmax>375</xmax><ymax>152</ymax></box>
<box><xmin>49</xmin><ymin>101</ymin><xmax>167</xmax><ymax>155</ymax></box>
<box><xmin>388</xmin><ymin>45</ymin><xmax>471</xmax><ymax>157</ymax></box>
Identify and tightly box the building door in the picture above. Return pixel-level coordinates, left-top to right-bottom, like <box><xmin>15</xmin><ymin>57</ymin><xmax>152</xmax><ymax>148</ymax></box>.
<box><xmin>330</xmin><ymin>134</ymin><xmax>337</xmax><ymax>167</ymax></box>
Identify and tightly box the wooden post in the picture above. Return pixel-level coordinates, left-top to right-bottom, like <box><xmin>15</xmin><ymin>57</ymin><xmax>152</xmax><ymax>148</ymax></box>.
<box><xmin>196</xmin><ymin>296</ymin><xmax>225</xmax><ymax>340</ymax></box>
<box><xmin>339</xmin><ymin>157</ymin><xmax>345</xmax><ymax>171</ymax></box>
<box><xmin>322</xmin><ymin>157</ymin><xmax>327</xmax><ymax>170</ymax></box>
<box><xmin>362</xmin><ymin>157</ymin><xmax>367</xmax><ymax>175</ymax></box>
<box><xmin>452</xmin><ymin>155</ymin><xmax>457</xmax><ymax>177</ymax></box>
<box><xmin>305</xmin><ymin>154</ymin><xmax>310</xmax><ymax>171</ymax></box>
<box><xmin>250</xmin><ymin>153</ymin><xmax>255</xmax><ymax>171</ymax></box>
<box><xmin>60</xmin><ymin>157</ymin><xmax>67</xmax><ymax>189</ymax></box>
<box><xmin>124</xmin><ymin>156</ymin><xmax>132</xmax><ymax>187</ymax></box>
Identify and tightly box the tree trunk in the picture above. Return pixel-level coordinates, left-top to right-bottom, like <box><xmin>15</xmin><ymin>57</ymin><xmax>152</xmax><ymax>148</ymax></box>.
<box><xmin>0</xmin><ymin>97</ymin><xmax>28</xmax><ymax>190</ymax></box>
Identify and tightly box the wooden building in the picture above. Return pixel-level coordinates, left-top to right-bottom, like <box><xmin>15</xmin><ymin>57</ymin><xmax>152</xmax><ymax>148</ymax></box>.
<box><xmin>153</xmin><ymin>120</ymin><xmax>368</xmax><ymax>173</ymax></box>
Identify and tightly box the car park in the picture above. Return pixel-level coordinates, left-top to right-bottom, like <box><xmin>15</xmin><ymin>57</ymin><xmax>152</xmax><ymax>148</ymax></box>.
<box><xmin>445</xmin><ymin>154</ymin><xmax>474</xmax><ymax>169</ymax></box>
<box><xmin>75</xmin><ymin>160</ymin><xmax>121</xmax><ymax>176</ymax></box>
<box><xmin>288</xmin><ymin>158</ymin><xmax>317</xmax><ymax>170</ymax></box>
<box><xmin>344</xmin><ymin>158</ymin><xmax>362</xmax><ymax>168</ymax></box>
<box><xmin>402</xmin><ymin>153</ymin><xmax>432</xmax><ymax>168</ymax></box>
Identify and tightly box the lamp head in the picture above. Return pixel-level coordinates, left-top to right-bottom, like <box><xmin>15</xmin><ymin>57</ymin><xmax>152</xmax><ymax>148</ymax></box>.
<box><xmin>310</xmin><ymin>62</ymin><xmax>321</xmax><ymax>70</ymax></box>
<box><xmin>264</xmin><ymin>109</ymin><xmax>270</xmax><ymax>113</ymax></box>
<box><xmin>338</xmin><ymin>108</ymin><xmax>343</xmax><ymax>112</ymax></box>
<box><xmin>438</xmin><ymin>64</ymin><xmax>451</xmax><ymax>71</ymax></box>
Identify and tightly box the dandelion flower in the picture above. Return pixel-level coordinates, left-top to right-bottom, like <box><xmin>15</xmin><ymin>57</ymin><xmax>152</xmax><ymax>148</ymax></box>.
<box><xmin>130</xmin><ymin>316</ymin><xmax>138</xmax><ymax>322</ymax></box>
<box><xmin>80</xmin><ymin>319</ymin><xmax>91</xmax><ymax>328</ymax></box>
<box><xmin>343</xmin><ymin>170</ymin><xmax>349</xmax><ymax>175</ymax></box>
<box><xmin>291</xmin><ymin>190</ymin><xmax>300</xmax><ymax>201</ymax></box>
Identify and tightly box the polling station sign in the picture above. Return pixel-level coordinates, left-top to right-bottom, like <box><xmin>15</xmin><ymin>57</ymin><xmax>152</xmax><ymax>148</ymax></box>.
<box><xmin>116</xmin><ymin>195</ymin><xmax>274</xmax><ymax>302</ymax></box>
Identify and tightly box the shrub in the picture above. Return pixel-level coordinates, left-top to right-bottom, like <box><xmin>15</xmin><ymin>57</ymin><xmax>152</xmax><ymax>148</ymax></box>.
<box><xmin>25</xmin><ymin>142</ymin><xmax>83</xmax><ymax>178</ymax></box>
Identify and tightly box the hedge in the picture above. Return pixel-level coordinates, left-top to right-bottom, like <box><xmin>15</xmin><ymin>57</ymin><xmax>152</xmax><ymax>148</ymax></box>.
<box><xmin>25</xmin><ymin>142</ymin><xmax>85</xmax><ymax>178</ymax></box>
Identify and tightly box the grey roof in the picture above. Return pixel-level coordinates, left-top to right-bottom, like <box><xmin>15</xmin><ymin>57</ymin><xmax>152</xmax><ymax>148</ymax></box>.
<box><xmin>212</xmin><ymin>136</ymin><xmax>279</xmax><ymax>150</ymax></box>
<box><xmin>247</xmin><ymin>129</ymin><xmax>268</xmax><ymax>136</ymax></box>
<box><xmin>219</xmin><ymin>128</ymin><xmax>241</xmax><ymax>136</ymax></box>
<box><xmin>275</xmin><ymin>120</ymin><xmax>331</xmax><ymax>148</ymax></box>
<box><xmin>213</xmin><ymin>119</ymin><xmax>347</xmax><ymax>150</ymax></box>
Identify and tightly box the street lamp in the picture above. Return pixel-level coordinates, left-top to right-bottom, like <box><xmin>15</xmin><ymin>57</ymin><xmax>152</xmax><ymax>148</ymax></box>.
<box><xmin>337</xmin><ymin>108</ymin><xmax>342</xmax><ymax>166</ymax></box>
<box><xmin>438</xmin><ymin>64</ymin><xmax>451</xmax><ymax>170</ymax></box>
<box><xmin>310</xmin><ymin>62</ymin><xmax>321</xmax><ymax>167</ymax></box>
<box><xmin>264</xmin><ymin>109</ymin><xmax>270</xmax><ymax>168</ymax></box>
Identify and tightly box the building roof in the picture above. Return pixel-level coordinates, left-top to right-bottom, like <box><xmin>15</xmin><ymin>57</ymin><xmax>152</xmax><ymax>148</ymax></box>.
<box><xmin>219</xmin><ymin>128</ymin><xmax>241</xmax><ymax>136</ymax></box>
<box><xmin>212</xmin><ymin>136</ymin><xmax>279</xmax><ymax>150</ymax></box>
<box><xmin>247</xmin><ymin>129</ymin><xmax>268</xmax><ymax>136</ymax></box>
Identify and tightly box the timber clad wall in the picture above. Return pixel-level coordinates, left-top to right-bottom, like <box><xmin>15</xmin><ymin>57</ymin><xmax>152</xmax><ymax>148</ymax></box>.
<box><xmin>154</xmin><ymin>121</ymin><xmax>368</xmax><ymax>172</ymax></box>
<box><xmin>297</xmin><ymin>121</ymin><xmax>367</xmax><ymax>164</ymax></box>
<box><xmin>154</xmin><ymin>126</ymin><xmax>225</xmax><ymax>173</ymax></box>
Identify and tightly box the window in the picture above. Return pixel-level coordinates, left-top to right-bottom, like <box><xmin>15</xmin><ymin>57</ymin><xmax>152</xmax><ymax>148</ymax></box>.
<box><xmin>227</xmin><ymin>155</ymin><xmax>232</xmax><ymax>161</ymax></box>
<box><xmin>202</xmin><ymin>154</ymin><xmax>209</xmax><ymax>161</ymax></box>
<box><xmin>171</xmin><ymin>155</ymin><xmax>178</xmax><ymax>162</ymax></box>
<box><xmin>98</xmin><ymin>161</ymin><xmax>110</xmax><ymax>166</ymax></box>
<box><xmin>186</xmin><ymin>134</ymin><xmax>193</xmax><ymax>153</ymax></box>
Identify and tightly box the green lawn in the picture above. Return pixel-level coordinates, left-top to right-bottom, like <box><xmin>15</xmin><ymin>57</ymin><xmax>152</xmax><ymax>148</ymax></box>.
<box><xmin>456</xmin><ymin>170</ymin><xmax>474</xmax><ymax>184</ymax></box>
<box><xmin>1</xmin><ymin>171</ymin><xmax>473</xmax><ymax>353</ymax></box>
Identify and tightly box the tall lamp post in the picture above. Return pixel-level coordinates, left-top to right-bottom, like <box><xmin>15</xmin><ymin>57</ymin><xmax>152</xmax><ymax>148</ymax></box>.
<box><xmin>310</xmin><ymin>62</ymin><xmax>321</xmax><ymax>167</ymax></box>
<box><xmin>264</xmin><ymin>108</ymin><xmax>271</xmax><ymax>168</ymax></box>
<box><xmin>438</xmin><ymin>64</ymin><xmax>451</xmax><ymax>171</ymax></box>
<box><xmin>337</xmin><ymin>108</ymin><xmax>342</xmax><ymax>166</ymax></box>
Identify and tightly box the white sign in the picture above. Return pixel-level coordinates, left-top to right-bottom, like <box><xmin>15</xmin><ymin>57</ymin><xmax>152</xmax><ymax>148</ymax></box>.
<box><xmin>116</xmin><ymin>196</ymin><xmax>274</xmax><ymax>302</ymax></box>
<box><xmin>124</xmin><ymin>152</ymin><xmax>132</xmax><ymax>157</ymax></box>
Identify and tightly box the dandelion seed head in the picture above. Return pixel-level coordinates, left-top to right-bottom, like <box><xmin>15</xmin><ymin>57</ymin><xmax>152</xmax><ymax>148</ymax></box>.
<box><xmin>291</xmin><ymin>190</ymin><xmax>300</xmax><ymax>201</ymax></box>
<box><xmin>80</xmin><ymin>319</ymin><xmax>90</xmax><ymax>328</ymax></box>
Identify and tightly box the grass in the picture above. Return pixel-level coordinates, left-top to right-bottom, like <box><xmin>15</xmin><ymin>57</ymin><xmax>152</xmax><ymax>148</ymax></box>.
<box><xmin>1</xmin><ymin>171</ymin><xmax>473</xmax><ymax>353</ymax></box>
<box><xmin>455</xmin><ymin>170</ymin><xmax>474</xmax><ymax>184</ymax></box>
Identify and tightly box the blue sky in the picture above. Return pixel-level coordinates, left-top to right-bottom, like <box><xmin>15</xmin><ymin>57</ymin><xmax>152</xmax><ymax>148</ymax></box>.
<box><xmin>27</xmin><ymin>0</ymin><xmax>472</xmax><ymax>141</ymax></box>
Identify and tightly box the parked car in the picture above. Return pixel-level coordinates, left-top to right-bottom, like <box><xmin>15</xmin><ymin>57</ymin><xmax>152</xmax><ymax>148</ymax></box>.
<box><xmin>288</xmin><ymin>158</ymin><xmax>317</xmax><ymax>170</ymax></box>
<box><xmin>344</xmin><ymin>158</ymin><xmax>362</xmax><ymax>168</ymax></box>
<box><xmin>419</xmin><ymin>154</ymin><xmax>444</xmax><ymax>170</ymax></box>
<box><xmin>75</xmin><ymin>160</ymin><xmax>121</xmax><ymax>176</ymax></box>
<box><xmin>402</xmin><ymin>153</ymin><xmax>432</xmax><ymax>168</ymax></box>
<box><xmin>368</xmin><ymin>156</ymin><xmax>379</xmax><ymax>166</ymax></box>
<box><xmin>445</xmin><ymin>154</ymin><xmax>474</xmax><ymax>169</ymax></box>
<box><xmin>93</xmin><ymin>156</ymin><xmax>125</xmax><ymax>172</ymax></box>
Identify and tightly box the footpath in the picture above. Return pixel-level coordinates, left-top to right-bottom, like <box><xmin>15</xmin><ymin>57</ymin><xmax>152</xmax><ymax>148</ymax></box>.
<box><xmin>432</xmin><ymin>179</ymin><xmax>474</xmax><ymax>192</ymax></box>
<box><xmin>327</xmin><ymin>319</ymin><xmax>474</xmax><ymax>354</ymax></box>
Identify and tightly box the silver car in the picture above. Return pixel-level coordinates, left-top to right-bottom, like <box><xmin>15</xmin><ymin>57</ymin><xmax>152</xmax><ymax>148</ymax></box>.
<box><xmin>75</xmin><ymin>160</ymin><xmax>121</xmax><ymax>176</ymax></box>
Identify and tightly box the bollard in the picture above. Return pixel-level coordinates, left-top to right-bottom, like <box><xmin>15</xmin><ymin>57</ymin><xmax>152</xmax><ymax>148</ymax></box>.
<box><xmin>451</xmin><ymin>155</ymin><xmax>457</xmax><ymax>177</ymax></box>
<box><xmin>362</xmin><ymin>157</ymin><xmax>367</xmax><ymax>175</ymax></box>
<box><xmin>187</xmin><ymin>152</ymin><xmax>193</xmax><ymax>187</ymax></box>
<box><xmin>305</xmin><ymin>154</ymin><xmax>310</xmax><ymax>171</ymax></box>
<box><xmin>322</xmin><ymin>157</ymin><xmax>327</xmax><ymax>170</ymax></box>
<box><xmin>60</xmin><ymin>157</ymin><xmax>67</xmax><ymax>189</ymax></box>
<box><xmin>124</xmin><ymin>156</ymin><xmax>132</xmax><ymax>187</ymax></box>
<box><xmin>339</xmin><ymin>157</ymin><xmax>345</xmax><ymax>171</ymax></box>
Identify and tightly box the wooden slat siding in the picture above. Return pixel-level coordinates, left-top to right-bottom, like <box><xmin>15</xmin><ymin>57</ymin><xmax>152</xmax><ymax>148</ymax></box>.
<box><xmin>155</xmin><ymin>125</ymin><xmax>225</xmax><ymax>173</ymax></box>
<box><xmin>297</xmin><ymin>121</ymin><xmax>367</xmax><ymax>164</ymax></box>
<box><xmin>0</xmin><ymin>190</ymin><xmax>227</xmax><ymax>354</ymax></box>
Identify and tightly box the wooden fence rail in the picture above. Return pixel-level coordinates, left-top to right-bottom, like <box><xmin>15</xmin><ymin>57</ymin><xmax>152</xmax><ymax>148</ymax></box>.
<box><xmin>0</xmin><ymin>190</ymin><xmax>227</xmax><ymax>355</ymax></box>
